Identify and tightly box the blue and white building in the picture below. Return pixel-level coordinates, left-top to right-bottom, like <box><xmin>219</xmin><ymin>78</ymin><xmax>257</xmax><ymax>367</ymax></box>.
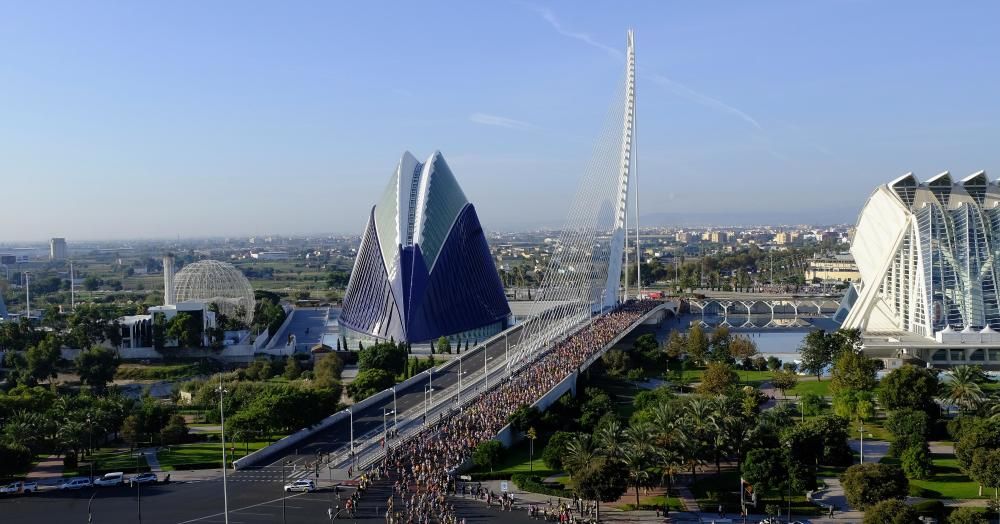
<box><xmin>340</xmin><ymin>151</ymin><xmax>510</xmax><ymax>344</ymax></box>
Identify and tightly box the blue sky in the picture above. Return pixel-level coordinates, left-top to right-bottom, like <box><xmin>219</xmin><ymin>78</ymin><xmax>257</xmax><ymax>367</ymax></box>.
<box><xmin>2</xmin><ymin>1</ymin><xmax>999</xmax><ymax>241</ymax></box>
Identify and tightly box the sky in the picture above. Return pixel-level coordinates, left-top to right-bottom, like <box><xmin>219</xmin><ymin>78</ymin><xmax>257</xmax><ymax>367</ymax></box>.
<box><xmin>2</xmin><ymin>1</ymin><xmax>1000</xmax><ymax>241</ymax></box>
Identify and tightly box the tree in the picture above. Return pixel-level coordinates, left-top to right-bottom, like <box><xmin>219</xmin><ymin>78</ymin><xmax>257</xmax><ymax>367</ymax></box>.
<box><xmin>473</xmin><ymin>440</ymin><xmax>504</xmax><ymax>472</ymax></box>
<box><xmin>0</xmin><ymin>443</ymin><xmax>33</xmax><ymax>477</ymax></box>
<box><xmin>955</xmin><ymin>419</ymin><xmax>1000</xmax><ymax>475</ymax></box>
<box><xmin>313</xmin><ymin>353</ymin><xmax>343</xmax><ymax>389</ymax></box>
<box><xmin>742</xmin><ymin>448</ymin><xmax>784</xmax><ymax>499</ymax></box>
<box><xmin>862</xmin><ymin>499</ymin><xmax>920</xmax><ymax>524</ymax></box>
<box><xmin>729</xmin><ymin>335</ymin><xmax>758</xmax><ymax>363</ymax></box>
<box><xmin>75</xmin><ymin>347</ymin><xmax>118</xmax><ymax>393</ymax></box>
<box><xmin>569</xmin><ymin>454</ymin><xmax>629</xmax><ymax>520</ymax></box>
<box><xmin>542</xmin><ymin>431</ymin><xmax>575</xmax><ymax>470</ymax></box>
<box><xmin>358</xmin><ymin>341</ymin><xmax>408</xmax><ymax>376</ymax></box>
<box><xmin>900</xmin><ymin>445</ymin><xmax>933</xmax><ymax>480</ymax></box>
<box><xmin>771</xmin><ymin>370</ymin><xmax>799</xmax><ymax>397</ymax></box>
<box><xmin>840</xmin><ymin>463</ymin><xmax>909</xmax><ymax>510</ymax></box>
<box><xmin>160</xmin><ymin>414</ymin><xmax>189</xmax><ymax>445</ymax></box>
<box><xmin>686</xmin><ymin>324</ymin><xmax>709</xmax><ymax>363</ymax></box>
<box><xmin>885</xmin><ymin>409</ymin><xmax>929</xmax><ymax>458</ymax></box>
<box><xmin>708</xmin><ymin>326</ymin><xmax>731</xmax><ymax>362</ymax></box>
<box><xmin>346</xmin><ymin>369</ymin><xmax>394</xmax><ymax>400</ymax></box>
<box><xmin>283</xmin><ymin>356</ymin><xmax>301</xmax><ymax>380</ymax></box>
<box><xmin>829</xmin><ymin>349</ymin><xmax>878</xmax><ymax>395</ymax></box>
<box><xmin>799</xmin><ymin>330</ymin><xmax>833</xmax><ymax>380</ymax></box>
<box><xmin>166</xmin><ymin>312</ymin><xmax>201</xmax><ymax>347</ymax></box>
<box><xmin>698</xmin><ymin>362</ymin><xmax>738</xmax><ymax>395</ymax></box>
<box><xmin>878</xmin><ymin>365</ymin><xmax>939</xmax><ymax>416</ymax></box>
<box><xmin>800</xmin><ymin>392</ymin><xmax>825</xmax><ymax>416</ymax></box>
<box><xmin>24</xmin><ymin>334</ymin><xmax>61</xmax><ymax>384</ymax></box>
<box><xmin>152</xmin><ymin>313</ymin><xmax>166</xmax><ymax>350</ymax></box>
<box><xmin>766</xmin><ymin>356</ymin><xmax>782</xmax><ymax>372</ymax></box>
<box><xmin>664</xmin><ymin>331</ymin><xmax>686</xmax><ymax>359</ymax></box>
<box><xmin>969</xmin><ymin>448</ymin><xmax>1000</xmax><ymax>499</ymax></box>
<box><xmin>435</xmin><ymin>336</ymin><xmax>451</xmax><ymax>355</ymax></box>
<box><xmin>940</xmin><ymin>365</ymin><xmax>987</xmax><ymax>413</ymax></box>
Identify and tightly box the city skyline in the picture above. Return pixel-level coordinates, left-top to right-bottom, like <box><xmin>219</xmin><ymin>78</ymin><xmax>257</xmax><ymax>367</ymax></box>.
<box><xmin>4</xmin><ymin>1</ymin><xmax>1000</xmax><ymax>241</ymax></box>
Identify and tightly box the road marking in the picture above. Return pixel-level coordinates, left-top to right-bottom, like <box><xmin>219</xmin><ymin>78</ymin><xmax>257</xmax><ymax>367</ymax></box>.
<box><xmin>174</xmin><ymin>492</ymin><xmax>309</xmax><ymax>523</ymax></box>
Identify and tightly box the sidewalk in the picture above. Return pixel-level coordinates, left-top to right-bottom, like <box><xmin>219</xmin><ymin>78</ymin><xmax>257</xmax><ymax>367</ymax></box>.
<box><xmin>141</xmin><ymin>448</ymin><xmax>162</xmax><ymax>473</ymax></box>
<box><xmin>25</xmin><ymin>454</ymin><xmax>63</xmax><ymax>483</ymax></box>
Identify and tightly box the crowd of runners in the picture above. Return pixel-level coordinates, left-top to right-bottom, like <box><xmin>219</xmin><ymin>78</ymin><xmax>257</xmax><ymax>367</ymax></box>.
<box><xmin>367</xmin><ymin>300</ymin><xmax>660</xmax><ymax>524</ymax></box>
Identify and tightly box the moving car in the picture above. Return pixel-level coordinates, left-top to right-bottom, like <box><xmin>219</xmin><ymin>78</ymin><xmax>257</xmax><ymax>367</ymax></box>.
<box><xmin>93</xmin><ymin>472</ymin><xmax>125</xmax><ymax>487</ymax></box>
<box><xmin>127</xmin><ymin>473</ymin><xmax>158</xmax><ymax>486</ymax></box>
<box><xmin>283</xmin><ymin>479</ymin><xmax>316</xmax><ymax>492</ymax></box>
<box><xmin>0</xmin><ymin>481</ymin><xmax>38</xmax><ymax>494</ymax></box>
<box><xmin>58</xmin><ymin>477</ymin><xmax>92</xmax><ymax>490</ymax></box>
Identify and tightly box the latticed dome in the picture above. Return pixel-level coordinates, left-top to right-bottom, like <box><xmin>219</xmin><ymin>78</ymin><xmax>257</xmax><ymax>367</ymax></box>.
<box><xmin>173</xmin><ymin>260</ymin><xmax>255</xmax><ymax>326</ymax></box>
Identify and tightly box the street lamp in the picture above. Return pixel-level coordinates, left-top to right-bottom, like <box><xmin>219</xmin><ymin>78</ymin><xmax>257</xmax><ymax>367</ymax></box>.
<box><xmin>346</xmin><ymin>408</ymin><xmax>354</xmax><ymax>464</ymax></box>
<box><xmin>217</xmin><ymin>376</ymin><xmax>230</xmax><ymax>524</ymax></box>
<box><xmin>859</xmin><ymin>420</ymin><xmax>865</xmax><ymax>465</ymax></box>
<box><xmin>282</xmin><ymin>459</ymin><xmax>291</xmax><ymax>524</ymax></box>
<box><xmin>786</xmin><ymin>441</ymin><xmax>792</xmax><ymax>524</ymax></box>
<box><xmin>391</xmin><ymin>387</ymin><xmax>397</xmax><ymax>433</ymax></box>
<box><xmin>423</xmin><ymin>384</ymin><xmax>433</xmax><ymax>424</ymax></box>
<box><xmin>382</xmin><ymin>408</ymin><xmax>394</xmax><ymax>448</ymax></box>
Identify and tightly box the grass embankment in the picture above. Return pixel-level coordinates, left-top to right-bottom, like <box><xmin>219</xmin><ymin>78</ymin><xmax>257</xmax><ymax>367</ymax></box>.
<box><xmin>789</xmin><ymin>378</ymin><xmax>831</xmax><ymax>397</ymax></box>
<box><xmin>115</xmin><ymin>363</ymin><xmax>203</xmax><ymax>381</ymax></box>
<box><xmin>615</xmin><ymin>495</ymin><xmax>685</xmax><ymax>512</ymax></box>
<box><xmin>468</xmin><ymin>439</ymin><xmax>555</xmax><ymax>480</ymax></box>
<box><xmin>71</xmin><ymin>449</ymin><xmax>150</xmax><ymax>477</ymax></box>
<box><xmin>157</xmin><ymin>441</ymin><xmax>273</xmax><ymax>471</ymax></box>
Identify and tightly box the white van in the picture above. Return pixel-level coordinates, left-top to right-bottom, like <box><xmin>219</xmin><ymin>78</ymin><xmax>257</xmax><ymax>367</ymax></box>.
<box><xmin>94</xmin><ymin>472</ymin><xmax>125</xmax><ymax>487</ymax></box>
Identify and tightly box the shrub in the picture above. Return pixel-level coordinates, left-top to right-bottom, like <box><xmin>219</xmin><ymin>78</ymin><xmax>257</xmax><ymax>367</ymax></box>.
<box><xmin>511</xmin><ymin>473</ymin><xmax>572</xmax><ymax>498</ymax></box>
<box><xmin>542</xmin><ymin>431</ymin><xmax>575</xmax><ymax>471</ymax></box>
<box><xmin>948</xmin><ymin>507</ymin><xmax>988</xmax><ymax>524</ymax></box>
<box><xmin>473</xmin><ymin>440</ymin><xmax>504</xmax><ymax>472</ymax></box>
<box><xmin>863</xmin><ymin>499</ymin><xmax>920</xmax><ymax>524</ymax></box>
<box><xmin>800</xmin><ymin>392</ymin><xmax>825</xmax><ymax>416</ymax></box>
<box><xmin>885</xmin><ymin>409</ymin><xmax>929</xmax><ymax>458</ymax></box>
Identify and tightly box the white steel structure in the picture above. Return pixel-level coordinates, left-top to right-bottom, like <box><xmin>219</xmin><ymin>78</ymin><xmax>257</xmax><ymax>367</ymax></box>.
<box><xmin>172</xmin><ymin>260</ymin><xmax>255</xmax><ymax>326</ymax></box>
<box><xmin>512</xmin><ymin>30</ymin><xmax>640</xmax><ymax>364</ymax></box>
<box><xmin>840</xmin><ymin>171</ymin><xmax>1000</xmax><ymax>367</ymax></box>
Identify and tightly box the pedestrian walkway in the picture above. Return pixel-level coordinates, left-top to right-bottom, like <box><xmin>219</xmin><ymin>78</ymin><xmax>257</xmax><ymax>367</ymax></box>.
<box><xmin>675</xmin><ymin>486</ymin><xmax>700</xmax><ymax>512</ymax></box>
<box><xmin>141</xmin><ymin>448</ymin><xmax>162</xmax><ymax>473</ymax></box>
<box><xmin>25</xmin><ymin>454</ymin><xmax>63</xmax><ymax>482</ymax></box>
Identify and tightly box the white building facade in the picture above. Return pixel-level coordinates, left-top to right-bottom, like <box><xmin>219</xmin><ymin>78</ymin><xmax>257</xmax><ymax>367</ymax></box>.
<box><xmin>839</xmin><ymin>171</ymin><xmax>1000</xmax><ymax>367</ymax></box>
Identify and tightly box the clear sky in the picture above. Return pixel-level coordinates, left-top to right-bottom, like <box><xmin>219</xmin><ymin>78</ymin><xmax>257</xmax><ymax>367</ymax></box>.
<box><xmin>2</xmin><ymin>1</ymin><xmax>999</xmax><ymax>241</ymax></box>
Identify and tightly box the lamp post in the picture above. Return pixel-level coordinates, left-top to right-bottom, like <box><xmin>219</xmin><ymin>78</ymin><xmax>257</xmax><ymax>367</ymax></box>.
<box><xmin>484</xmin><ymin>342</ymin><xmax>488</xmax><ymax>392</ymax></box>
<box><xmin>859</xmin><ymin>421</ymin><xmax>864</xmax><ymax>464</ymax></box>
<box><xmin>347</xmin><ymin>408</ymin><xmax>354</xmax><ymax>464</ymax></box>
<box><xmin>282</xmin><ymin>459</ymin><xmax>290</xmax><ymax>524</ymax></box>
<box><xmin>786</xmin><ymin>441</ymin><xmax>792</xmax><ymax>524</ymax></box>
<box><xmin>383</xmin><ymin>408</ymin><xmax>394</xmax><ymax>443</ymax></box>
<box><xmin>391</xmin><ymin>387</ymin><xmax>397</xmax><ymax>432</ymax></box>
<box><xmin>217</xmin><ymin>377</ymin><xmax>230</xmax><ymax>524</ymax></box>
<box><xmin>88</xmin><ymin>490</ymin><xmax>97</xmax><ymax>524</ymax></box>
<box><xmin>423</xmin><ymin>384</ymin><xmax>432</xmax><ymax>424</ymax></box>
<box><xmin>458</xmin><ymin>357</ymin><xmax>462</xmax><ymax>408</ymax></box>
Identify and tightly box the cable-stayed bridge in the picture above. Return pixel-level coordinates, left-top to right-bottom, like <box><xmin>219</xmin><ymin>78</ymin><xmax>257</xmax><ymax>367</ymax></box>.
<box><xmin>229</xmin><ymin>32</ymin><xmax>674</xmax><ymax>519</ymax></box>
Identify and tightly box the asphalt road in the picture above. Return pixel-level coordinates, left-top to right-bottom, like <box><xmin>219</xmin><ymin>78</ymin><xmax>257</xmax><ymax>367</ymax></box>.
<box><xmin>0</xmin><ymin>477</ymin><xmax>538</xmax><ymax>524</ymax></box>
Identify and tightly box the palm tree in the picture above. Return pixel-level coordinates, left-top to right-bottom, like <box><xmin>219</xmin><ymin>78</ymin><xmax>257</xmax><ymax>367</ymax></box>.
<box><xmin>595</xmin><ymin>419</ymin><xmax>625</xmax><ymax>462</ymax></box>
<box><xmin>564</xmin><ymin>434</ymin><xmax>600</xmax><ymax>478</ymax></box>
<box><xmin>622</xmin><ymin>445</ymin><xmax>650</xmax><ymax>508</ymax></box>
<box><xmin>939</xmin><ymin>365</ymin><xmax>986</xmax><ymax>413</ymax></box>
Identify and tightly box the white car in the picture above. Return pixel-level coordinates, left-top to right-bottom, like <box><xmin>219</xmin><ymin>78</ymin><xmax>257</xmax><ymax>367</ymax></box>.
<box><xmin>59</xmin><ymin>477</ymin><xmax>92</xmax><ymax>490</ymax></box>
<box><xmin>283</xmin><ymin>479</ymin><xmax>316</xmax><ymax>492</ymax></box>
<box><xmin>94</xmin><ymin>472</ymin><xmax>125</xmax><ymax>487</ymax></box>
<box><xmin>127</xmin><ymin>472</ymin><xmax>158</xmax><ymax>486</ymax></box>
<box><xmin>0</xmin><ymin>481</ymin><xmax>38</xmax><ymax>494</ymax></box>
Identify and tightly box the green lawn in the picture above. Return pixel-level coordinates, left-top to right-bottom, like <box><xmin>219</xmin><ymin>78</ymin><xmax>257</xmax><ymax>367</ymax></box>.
<box><xmin>691</xmin><ymin>470</ymin><xmax>823</xmax><ymax>516</ymax></box>
<box><xmin>790</xmin><ymin>379</ymin><xmax>831</xmax><ymax>397</ymax></box>
<box><xmin>468</xmin><ymin>439</ymin><xmax>554</xmax><ymax>479</ymax></box>
<box><xmin>615</xmin><ymin>495</ymin><xmax>685</xmax><ymax>512</ymax></box>
<box><xmin>157</xmin><ymin>441</ymin><xmax>272</xmax><ymax>471</ymax></box>
<box><xmin>881</xmin><ymin>454</ymin><xmax>985</xmax><ymax>499</ymax></box>
<box><xmin>71</xmin><ymin>448</ymin><xmax>149</xmax><ymax>477</ymax></box>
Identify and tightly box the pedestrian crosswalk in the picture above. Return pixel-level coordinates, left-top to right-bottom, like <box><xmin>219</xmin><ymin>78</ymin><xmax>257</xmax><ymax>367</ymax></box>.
<box><xmin>195</xmin><ymin>468</ymin><xmax>323</xmax><ymax>484</ymax></box>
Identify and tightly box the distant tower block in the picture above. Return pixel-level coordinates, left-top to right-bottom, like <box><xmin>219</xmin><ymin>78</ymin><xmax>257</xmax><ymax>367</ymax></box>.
<box><xmin>49</xmin><ymin>238</ymin><xmax>67</xmax><ymax>261</ymax></box>
<box><xmin>163</xmin><ymin>254</ymin><xmax>176</xmax><ymax>306</ymax></box>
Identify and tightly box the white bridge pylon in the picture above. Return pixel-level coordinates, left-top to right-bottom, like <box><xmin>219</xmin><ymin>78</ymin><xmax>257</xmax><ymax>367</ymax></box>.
<box><xmin>509</xmin><ymin>30</ymin><xmax>640</xmax><ymax>370</ymax></box>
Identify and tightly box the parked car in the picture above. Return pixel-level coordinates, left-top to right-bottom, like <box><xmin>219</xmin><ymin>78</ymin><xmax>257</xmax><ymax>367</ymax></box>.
<box><xmin>0</xmin><ymin>481</ymin><xmax>38</xmax><ymax>494</ymax></box>
<box><xmin>127</xmin><ymin>473</ymin><xmax>157</xmax><ymax>486</ymax></box>
<box><xmin>283</xmin><ymin>479</ymin><xmax>316</xmax><ymax>492</ymax></box>
<box><xmin>93</xmin><ymin>472</ymin><xmax>125</xmax><ymax>487</ymax></box>
<box><xmin>59</xmin><ymin>477</ymin><xmax>92</xmax><ymax>490</ymax></box>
